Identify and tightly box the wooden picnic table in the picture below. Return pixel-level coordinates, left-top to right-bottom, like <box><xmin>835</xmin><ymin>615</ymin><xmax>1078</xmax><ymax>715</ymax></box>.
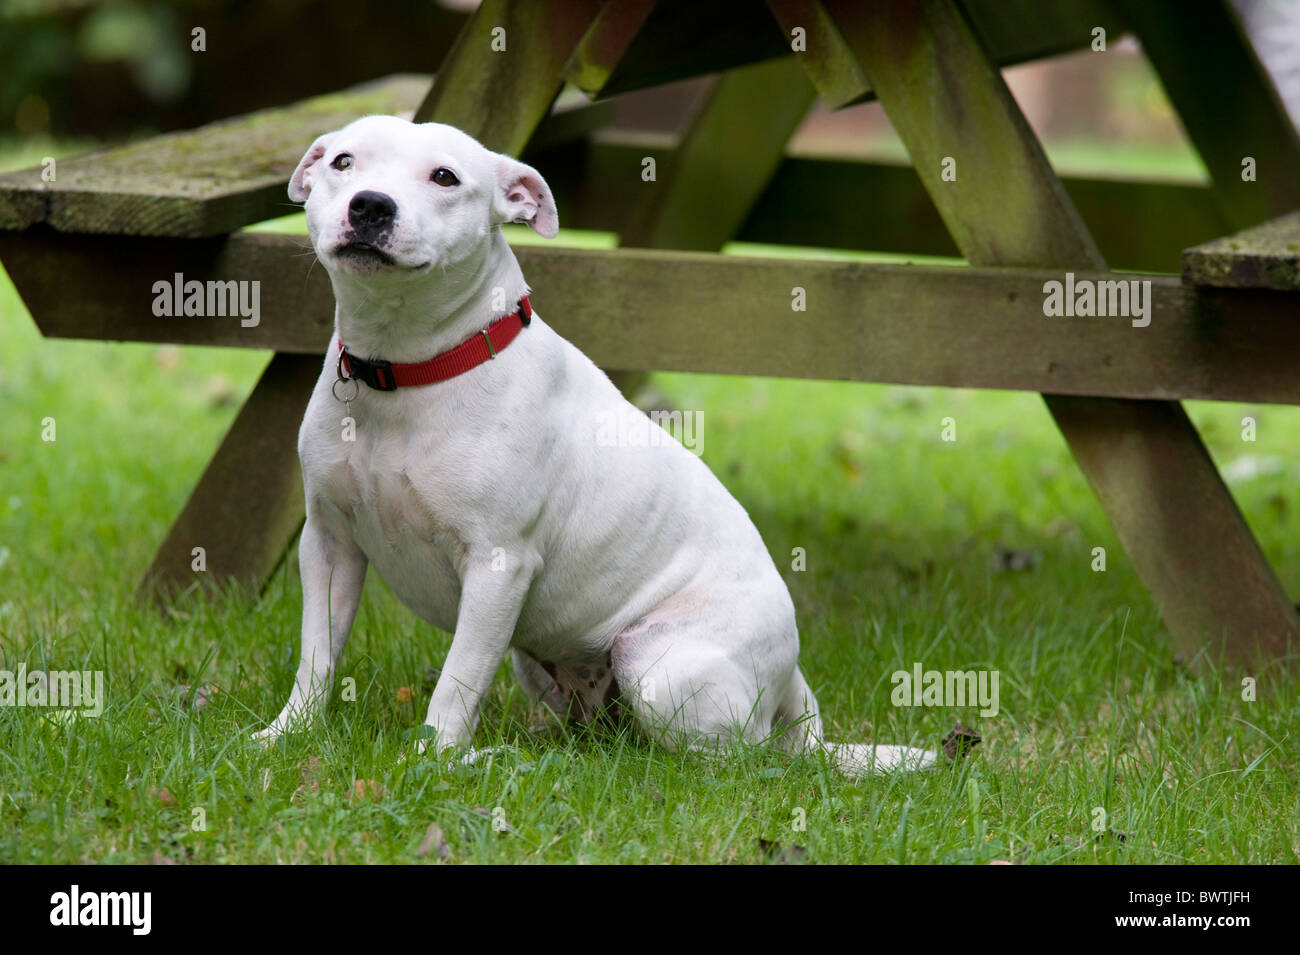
<box><xmin>2</xmin><ymin>0</ymin><xmax>1298</xmax><ymax>665</ymax></box>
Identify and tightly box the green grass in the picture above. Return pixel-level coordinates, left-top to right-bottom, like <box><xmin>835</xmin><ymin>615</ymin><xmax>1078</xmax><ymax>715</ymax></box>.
<box><xmin>2</xmin><ymin>139</ymin><xmax>1298</xmax><ymax>862</ymax></box>
<box><xmin>3</xmin><ymin>254</ymin><xmax>1297</xmax><ymax>865</ymax></box>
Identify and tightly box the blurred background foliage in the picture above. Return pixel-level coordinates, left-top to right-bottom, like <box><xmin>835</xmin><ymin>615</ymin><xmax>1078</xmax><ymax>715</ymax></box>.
<box><xmin>0</xmin><ymin>0</ymin><xmax>468</xmax><ymax>138</ymax></box>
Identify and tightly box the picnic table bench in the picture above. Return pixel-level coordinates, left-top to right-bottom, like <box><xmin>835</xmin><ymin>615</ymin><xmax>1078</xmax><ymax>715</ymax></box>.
<box><xmin>3</xmin><ymin>0</ymin><xmax>1298</xmax><ymax>665</ymax></box>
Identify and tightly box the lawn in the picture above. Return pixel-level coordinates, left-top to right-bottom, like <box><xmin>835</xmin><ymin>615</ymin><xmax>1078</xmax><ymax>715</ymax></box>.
<box><xmin>1</xmin><ymin>146</ymin><xmax>1297</xmax><ymax>864</ymax></box>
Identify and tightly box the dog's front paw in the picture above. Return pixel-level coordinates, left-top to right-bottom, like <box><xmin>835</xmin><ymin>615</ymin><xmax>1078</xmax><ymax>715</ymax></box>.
<box><xmin>456</xmin><ymin>745</ymin><xmax>513</xmax><ymax>767</ymax></box>
<box><xmin>252</xmin><ymin>707</ymin><xmax>313</xmax><ymax>746</ymax></box>
<box><xmin>404</xmin><ymin>736</ymin><xmax>509</xmax><ymax>769</ymax></box>
<box><xmin>252</xmin><ymin>720</ymin><xmax>304</xmax><ymax>746</ymax></box>
<box><xmin>251</xmin><ymin>724</ymin><xmax>285</xmax><ymax>747</ymax></box>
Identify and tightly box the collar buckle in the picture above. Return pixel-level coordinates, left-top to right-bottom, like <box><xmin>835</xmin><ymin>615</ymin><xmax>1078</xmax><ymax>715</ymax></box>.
<box><xmin>341</xmin><ymin>349</ymin><xmax>397</xmax><ymax>391</ymax></box>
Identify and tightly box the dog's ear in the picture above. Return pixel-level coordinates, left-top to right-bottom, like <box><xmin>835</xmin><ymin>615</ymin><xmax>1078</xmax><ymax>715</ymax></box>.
<box><xmin>288</xmin><ymin>132</ymin><xmax>335</xmax><ymax>203</ymax></box>
<box><xmin>492</xmin><ymin>155</ymin><xmax>558</xmax><ymax>238</ymax></box>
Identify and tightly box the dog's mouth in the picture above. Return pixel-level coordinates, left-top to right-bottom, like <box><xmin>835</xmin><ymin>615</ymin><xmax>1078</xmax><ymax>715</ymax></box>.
<box><xmin>334</xmin><ymin>241</ymin><xmax>397</xmax><ymax>266</ymax></box>
<box><xmin>331</xmin><ymin>241</ymin><xmax>433</xmax><ymax>273</ymax></box>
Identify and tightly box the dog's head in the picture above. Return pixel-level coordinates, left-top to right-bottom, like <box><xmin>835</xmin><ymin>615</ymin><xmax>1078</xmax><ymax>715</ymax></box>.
<box><xmin>289</xmin><ymin>115</ymin><xmax>557</xmax><ymax>279</ymax></box>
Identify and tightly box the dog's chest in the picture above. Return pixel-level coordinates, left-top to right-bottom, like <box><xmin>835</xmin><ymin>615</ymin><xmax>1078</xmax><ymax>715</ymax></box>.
<box><xmin>306</xmin><ymin>409</ymin><xmax>467</xmax><ymax>628</ymax></box>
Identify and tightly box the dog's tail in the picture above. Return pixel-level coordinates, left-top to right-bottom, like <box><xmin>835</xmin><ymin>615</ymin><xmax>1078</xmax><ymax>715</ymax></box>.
<box><xmin>775</xmin><ymin>667</ymin><xmax>937</xmax><ymax>776</ymax></box>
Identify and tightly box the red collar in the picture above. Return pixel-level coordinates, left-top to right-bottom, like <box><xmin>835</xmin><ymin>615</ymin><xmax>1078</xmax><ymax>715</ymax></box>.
<box><xmin>337</xmin><ymin>296</ymin><xmax>532</xmax><ymax>391</ymax></box>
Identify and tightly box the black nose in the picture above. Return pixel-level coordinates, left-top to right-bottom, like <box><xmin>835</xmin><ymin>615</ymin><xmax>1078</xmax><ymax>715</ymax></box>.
<box><xmin>348</xmin><ymin>190</ymin><xmax>397</xmax><ymax>235</ymax></box>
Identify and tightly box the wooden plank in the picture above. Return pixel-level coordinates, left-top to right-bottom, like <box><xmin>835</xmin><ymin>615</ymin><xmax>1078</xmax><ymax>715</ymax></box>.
<box><xmin>826</xmin><ymin>1</ymin><xmax>1105</xmax><ymax>269</ymax></box>
<box><xmin>764</xmin><ymin>0</ymin><xmax>868</xmax><ymax>109</ymax></box>
<box><xmin>413</xmin><ymin>0</ymin><xmax>605</xmax><ymax>155</ymax></box>
<box><xmin>0</xmin><ymin>75</ymin><xmax>430</xmax><ymax>237</ymax></box>
<box><xmin>6</xmin><ymin>230</ymin><xmax>1300</xmax><ymax>406</ymax></box>
<box><xmin>740</xmin><ymin>156</ymin><xmax>1228</xmax><ymax>271</ymax></box>
<box><xmin>565</xmin><ymin>0</ymin><xmax>661</xmax><ymax>95</ymax></box>
<box><xmin>620</xmin><ymin>56</ymin><xmax>816</xmax><ymax>249</ymax></box>
<box><xmin>1113</xmin><ymin>0</ymin><xmax>1300</xmax><ymax>231</ymax></box>
<box><xmin>525</xmin><ymin>133</ymin><xmax>1229</xmax><ymax>270</ymax></box>
<box><xmin>580</xmin><ymin>0</ymin><xmax>790</xmax><ymax>97</ymax></box>
<box><xmin>768</xmin><ymin>0</ymin><xmax>1125</xmax><ymax>109</ymax></box>
<box><xmin>1056</xmin><ymin>172</ymin><xmax>1230</xmax><ymax>273</ymax></box>
<box><xmin>579</xmin><ymin>0</ymin><xmax>1121</xmax><ymax>103</ymax></box>
<box><xmin>1183</xmin><ymin>210</ymin><xmax>1300</xmax><ymax>290</ymax></box>
<box><xmin>824</xmin><ymin>0</ymin><xmax>1299</xmax><ymax>663</ymax></box>
<box><xmin>0</xmin><ymin>75</ymin><xmax>611</xmax><ymax>239</ymax></box>
<box><xmin>613</xmin><ymin>54</ymin><xmax>813</xmax><ymax>406</ymax></box>
<box><xmin>139</xmin><ymin>352</ymin><xmax>320</xmax><ymax>600</ymax></box>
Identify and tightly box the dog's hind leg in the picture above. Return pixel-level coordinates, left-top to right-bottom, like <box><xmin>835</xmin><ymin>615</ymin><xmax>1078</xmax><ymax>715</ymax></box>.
<box><xmin>609</xmin><ymin>590</ymin><xmax>791</xmax><ymax>754</ymax></box>
<box><xmin>511</xmin><ymin>648</ymin><xmax>571</xmax><ymax>719</ymax></box>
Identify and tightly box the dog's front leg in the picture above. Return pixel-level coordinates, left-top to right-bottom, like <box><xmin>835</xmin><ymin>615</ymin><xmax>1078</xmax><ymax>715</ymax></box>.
<box><xmin>255</xmin><ymin>516</ymin><xmax>367</xmax><ymax>741</ymax></box>
<box><xmin>420</xmin><ymin>548</ymin><xmax>538</xmax><ymax>755</ymax></box>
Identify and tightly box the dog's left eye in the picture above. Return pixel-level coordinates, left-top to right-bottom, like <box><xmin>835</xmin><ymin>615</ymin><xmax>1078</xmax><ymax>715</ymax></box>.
<box><xmin>431</xmin><ymin>167</ymin><xmax>460</xmax><ymax>187</ymax></box>
<box><xmin>331</xmin><ymin>154</ymin><xmax>354</xmax><ymax>171</ymax></box>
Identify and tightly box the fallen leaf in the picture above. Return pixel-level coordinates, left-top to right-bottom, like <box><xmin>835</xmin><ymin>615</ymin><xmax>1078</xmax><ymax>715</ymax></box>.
<box><xmin>396</xmin><ymin>685</ymin><xmax>416</xmax><ymax>705</ymax></box>
<box><xmin>149</xmin><ymin>786</ymin><xmax>177</xmax><ymax>807</ymax></box>
<box><xmin>347</xmin><ymin>779</ymin><xmax>382</xmax><ymax>801</ymax></box>
<box><xmin>296</xmin><ymin>756</ymin><xmax>323</xmax><ymax>796</ymax></box>
<box><xmin>942</xmin><ymin>725</ymin><xmax>982</xmax><ymax>760</ymax></box>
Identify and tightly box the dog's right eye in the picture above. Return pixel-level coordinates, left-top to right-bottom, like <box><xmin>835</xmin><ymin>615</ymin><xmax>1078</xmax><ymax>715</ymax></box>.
<box><xmin>331</xmin><ymin>154</ymin><xmax>354</xmax><ymax>171</ymax></box>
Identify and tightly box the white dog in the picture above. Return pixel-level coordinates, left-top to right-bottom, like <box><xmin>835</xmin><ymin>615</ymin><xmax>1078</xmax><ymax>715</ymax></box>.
<box><xmin>258</xmin><ymin>115</ymin><xmax>936</xmax><ymax>775</ymax></box>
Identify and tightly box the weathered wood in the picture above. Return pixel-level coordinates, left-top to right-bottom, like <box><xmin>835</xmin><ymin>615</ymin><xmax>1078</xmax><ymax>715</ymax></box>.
<box><xmin>574</xmin><ymin>0</ymin><xmax>790</xmax><ymax>97</ymax></box>
<box><xmin>575</xmin><ymin>0</ymin><xmax>1121</xmax><ymax>101</ymax></box>
<box><xmin>0</xmin><ymin>76</ymin><xmax>610</xmax><ymax>239</ymax></box>
<box><xmin>826</xmin><ymin>0</ymin><xmax>1299</xmax><ymax>663</ymax></box>
<box><xmin>6</xmin><ymin>230</ymin><xmax>1300</xmax><ymax>405</ymax></box>
<box><xmin>525</xmin><ymin>134</ymin><xmax>1230</xmax><ymax>271</ymax></box>
<box><xmin>139</xmin><ymin>352</ymin><xmax>321</xmax><ymax>600</ymax></box>
<box><xmin>740</xmin><ymin>156</ymin><xmax>1228</xmax><ymax>271</ymax></box>
<box><xmin>613</xmin><ymin>54</ymin><xmax>815</xmax><ymax>406</ymax></box>
<box><xmin>827</xmin><ymin>1</ymin><xmax>1105</xmax><ymax>269</ymax></box>
<box><xmin>0</xmin><ymin>75</ymin><xmax>429</xmax><ymax>237</ymax></box>
<box><xmin>764</xmin><ymin>0</ymin><xmax>868</xmax><ymax>109</ymax></box>
<box><xmin>1183</xmin><ymin>210</ymin><xmax>1300</xmax><ymax>290</ymax></box>
<box><xmin>413</xmin><ymin>0</ymin><xmax>605</xmax><ymax>155</ymax></box>
<box><xmin>1113</xmin><ymin>0</ymin><xmax>1300</xmax><ymax>231</ymax></box>
<box><xmin>621</xmin><ymin>57</ymin><xmax>816</xmax><ymax>249</ymax></box>
<box><xmin>767</xmin><ymin>0</ymin><xmax>1125</xmax><ymax>109</ymax></box>
<box><xmin>565</xmin><ymin>0</ymin><xmax>661</xmax><ymax>94</ymax></box>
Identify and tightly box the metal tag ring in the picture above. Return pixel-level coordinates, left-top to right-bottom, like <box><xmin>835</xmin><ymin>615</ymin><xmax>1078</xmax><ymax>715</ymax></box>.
<box><xmin>332</xmin><ymin>376</ymin><xmax>359</xmax><ymax>403</ymax></box>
